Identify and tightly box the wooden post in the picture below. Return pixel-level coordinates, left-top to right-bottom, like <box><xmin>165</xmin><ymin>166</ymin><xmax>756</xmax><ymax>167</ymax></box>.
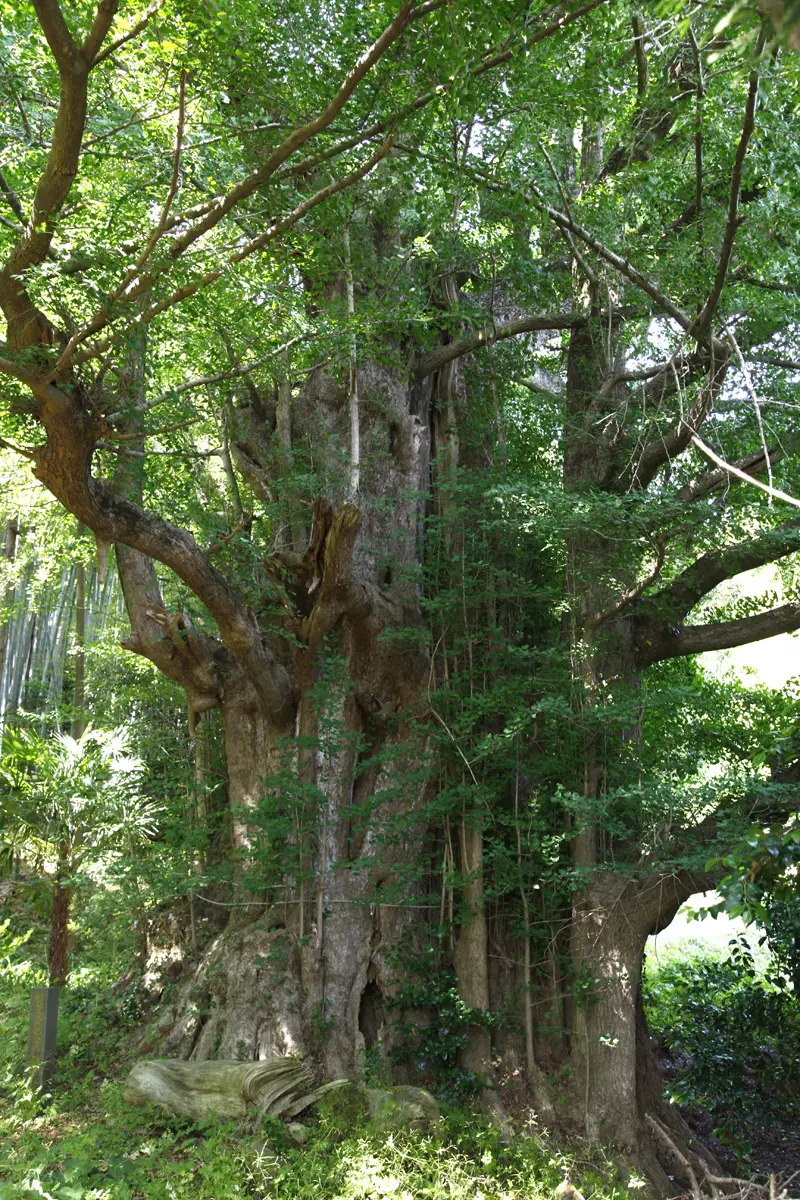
<box><xmin>27</xmin><ymin>986</ymin><xmax>59</xmax><ymax>1092</ymax></box>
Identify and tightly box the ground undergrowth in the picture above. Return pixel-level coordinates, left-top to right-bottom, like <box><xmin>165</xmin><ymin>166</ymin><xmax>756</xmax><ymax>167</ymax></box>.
<box><xmin>2</xmin><ymin>905</ymin><xmax>798</xmax><ymax>1199</ymax></box>
<box><xmin>0</xmin><ymin>907</ymin><xmax>635</xmax><ymax>1200</ymax></box>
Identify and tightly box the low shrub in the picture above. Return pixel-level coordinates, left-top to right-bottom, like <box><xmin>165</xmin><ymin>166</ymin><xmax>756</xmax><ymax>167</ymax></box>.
<box><xmin>644</xmin><ymin>937</ymin><xmax>800</xmax><ymax>1148</ymax></box>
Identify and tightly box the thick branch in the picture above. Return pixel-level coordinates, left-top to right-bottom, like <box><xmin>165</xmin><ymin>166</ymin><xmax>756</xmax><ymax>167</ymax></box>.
<box><xmin>82</xmin><ymin>0</ymin><xmax>119</xmax><ymax>66</ymax></box>
<box><xmin>632</xmin><ymin>11</ymin><xmax>648</xmax><ymax>96</ymax></box>
<box><xmin>56</xmin><ymin>140</ymin><xmax>392</xmax><ymax>372</ymax></box>
<box><xmin>157</xmin><ymin>6</ymin><xmax>417</xmax><ymax>259</ymax></box>
<box><xmin>54</xmin><ymin>0</ymin><xmax>608</xmax><ymax>372</ymax></box>
<box><xmin>637</xmin><ymin>521</ymin><xmax>800</xmax><ymax>629</ymax></box>
<box><xmin>412</xmin><ymin>312</ymin><xmax>587</xmax><ymax>379</ymax></box>
<box><xmin>0</xmin><ymin>2</ymin><xmax>114</xmax><ymax>347</ymax></box>
<box><xmin>0</xmin><ymin>349</ymin><xmax>70</xmax><ymax>409</ymax></box>
<box><xmin>268</xmin><ymin>0</ymin><xmax>610</xmax><ymax>193</ymax></box>
<box><xmin>109</xmin><ymin>341</ymin><xmax>228</xmax><ymax>708</ymax></box>
<box><xmin>116</xmin><ymin>545</ymin><xmax>224</xmax><ymax>711</ymax></box>
<box><xmin>29</xmin><ymin>381</ymin><xmax>293</xmax><ymax>725</ymax></box>
<box><xmin>637</xmin><ymin>602</ymin><xmax>800</xmax><ymax>667</ymax></box>
<box><xmin>31</xmin><ymin>0</ymin><xmax>80</xmax><ymax>71</ymax></box>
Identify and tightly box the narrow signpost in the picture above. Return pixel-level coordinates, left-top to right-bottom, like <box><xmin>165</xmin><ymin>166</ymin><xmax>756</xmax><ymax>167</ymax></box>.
<box><xmin>27</xmin><ymin>986</ymin><xmax>59</xmax><ymax>1092</ymax></box>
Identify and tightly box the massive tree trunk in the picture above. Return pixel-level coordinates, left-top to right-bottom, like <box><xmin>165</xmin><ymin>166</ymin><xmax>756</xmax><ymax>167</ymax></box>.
<box><xmin>137</xmin><ymin>353</ymin><xmax>436</xmax><ymax>1079</ymax></box>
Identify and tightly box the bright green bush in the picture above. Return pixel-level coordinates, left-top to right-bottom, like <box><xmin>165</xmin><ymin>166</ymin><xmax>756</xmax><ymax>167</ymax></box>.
<box><xmin>644</xmin><ymin>938</ymin><xmax>800</xmax><ymax>1146</ymax></box>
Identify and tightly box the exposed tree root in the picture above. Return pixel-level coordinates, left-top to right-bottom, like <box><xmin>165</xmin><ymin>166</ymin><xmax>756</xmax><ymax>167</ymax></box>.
<box><xmin>646</xmin><ymin>1114</ymin><xmax>794</xmax><ymax>1200</ymax></box>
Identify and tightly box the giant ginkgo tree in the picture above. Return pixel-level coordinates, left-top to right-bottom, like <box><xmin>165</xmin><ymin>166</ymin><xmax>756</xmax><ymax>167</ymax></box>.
<box><xmin>2</xmin><ymin>0</ymin><xmax>800</xmax><ymax>1189</ymax></box>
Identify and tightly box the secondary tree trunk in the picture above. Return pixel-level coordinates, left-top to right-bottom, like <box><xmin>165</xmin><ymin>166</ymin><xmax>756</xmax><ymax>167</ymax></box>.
<box><xmin>550</xmin><ymin>313</ymin><xmax>726</xmax><ymax>1186</ymax></box>
<box><xmin>48</xmin><ymin>853</ymin><xmax>71</xmax><ymax>988</ymax></box>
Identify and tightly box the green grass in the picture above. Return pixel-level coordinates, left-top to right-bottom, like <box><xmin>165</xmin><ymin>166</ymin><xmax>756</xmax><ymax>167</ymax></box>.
<box><xmin>0</xmin><ymin>1095</ymin><xmax>637</xmax><ymax>1200</ymax></box>
<box><xmin>0</xmin><ymin>912</ymin><xmax>636</xmax><ymax>1200</ymax></box>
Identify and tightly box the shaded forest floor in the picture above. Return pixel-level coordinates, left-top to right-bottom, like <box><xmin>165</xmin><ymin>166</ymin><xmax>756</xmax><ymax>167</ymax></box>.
<box><xmin>1</xmin><ymin>897</ymin><xmax>798</xmax><ymax>1199</ymax></box>
<box><xmin>0</xmin><ymin>900</ymin><xmax>644</xmax><ymax>1200</ymax></box>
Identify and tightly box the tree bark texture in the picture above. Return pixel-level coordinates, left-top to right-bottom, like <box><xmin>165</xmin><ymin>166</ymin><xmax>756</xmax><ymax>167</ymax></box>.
<box><xmin>48</xmin><ymin>857</ymin><xmax>71</xmax><ymax>988</ymax></box>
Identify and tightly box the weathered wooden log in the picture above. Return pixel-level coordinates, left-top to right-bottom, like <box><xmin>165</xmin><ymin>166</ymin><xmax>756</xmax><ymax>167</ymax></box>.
<box><xmin>123</xmin><ymin>1057</ymin><xmax>313</xmax><ymax>1121</ymax></box>
<box><xmin>123</xmin><ymin>1059</ymin><xmax>440</xmax><ymax>1134</ymax></box>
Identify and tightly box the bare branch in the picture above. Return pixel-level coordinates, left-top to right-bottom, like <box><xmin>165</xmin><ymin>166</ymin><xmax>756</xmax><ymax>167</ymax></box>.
<box><xmin>106</xmin><ymin>334</ymin><xmax>311</xmax><ymax>421</ymax></box>
<box><xmin>690</xmin><ymin>432</ymin><xmax>800</xmax><ymax>510</ymax></box>
<box><xmin>676</xmin><ymin>442</ymin><xmax>788</xmax><ymax>503</ymax></box>
<box><xmin>749</xmin><ymin>352</ymin><xmax>800</xmax><ymax>371</ymax></box>
<box><xmin>92</xmin><ymin>4</ymin><xmax>160</xmax><ymax>67</ymax></box>
<box><xmin>692</xmin><ymin>24</ymin><xmax>767</xmax><ymax>338</ymax></box>
<box><xmin>538</xmin><ymin>140</ymin><xmax>598</xmax><ymax>287</ymax></box>
<box><xmin>0</xmin><ymin>168</ymin><xmax>24</xmax><ymax>223</ymax></box>
<box><xmin>0</xmin><ymin>435</ymin><xmax>36</xmax><ymax>460</ymax></box>
<box><xmin>646</xmin><ymin>1115</ymin><xmax>702</xmax><ymax>1200</ymax></box>
<box><xmin>521</xmin><ymin>182</ymin><xmax>694</xmax><ymax>331</ymax></box>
